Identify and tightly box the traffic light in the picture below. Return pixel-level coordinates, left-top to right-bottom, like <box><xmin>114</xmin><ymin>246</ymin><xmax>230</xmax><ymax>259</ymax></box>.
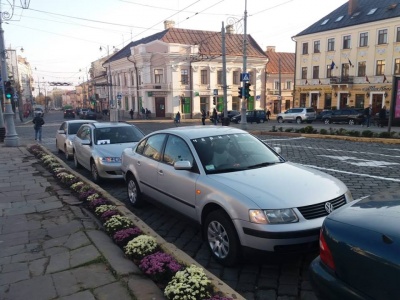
<box><xmin>238</xmin><ymin>87</ymin><xmax>243</xmax><ymax>98</ymax></box>
<box><xmin>244</xmin><ymin>83</ymin><xmax>251</xmax><ymax>99</ymax></box>
<box><xmin>4</xmin><ymin>81</ymin><xmax>13</xmax><ymax>100</ymax></box>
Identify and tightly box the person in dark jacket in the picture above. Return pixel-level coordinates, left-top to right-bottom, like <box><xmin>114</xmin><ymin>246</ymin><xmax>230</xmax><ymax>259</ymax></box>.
<box><xmin>32</xmin><ymin>112</ymin><xmax>45</xmax><ymax>141</ymax></box>
<box><xmin>201</xmin><ymin>109</ymin><xmax>206</xmax><ymax>125</ymax></box>
<box><xmin>362</xmin><ymin>104</ymin><xmax>372</xmax><ymax>127</ymax></box>
<box><xmin>378</xmin><ymin>106</ymin><xmax>387</xmax><ymax>127</ymax></box>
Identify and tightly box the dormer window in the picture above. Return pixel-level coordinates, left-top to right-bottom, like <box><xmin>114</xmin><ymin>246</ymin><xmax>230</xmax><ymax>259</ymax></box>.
<box><xmin>321</xmin><ymin>19</ymin><xmax>329</xmax><ymax>25</ymax></box>
<box><xmin>351</xmin><ymin>12</ymin><xmax>360</xmax><ymax>18</ymax></box>
<box><xmin>335</xmin><ymin>16</ymin><xmax>344</xmax><ymax>22</ymax></box>
<box><xmin>367</xmin><ymin>8</ymin><xmax>377</xmax><ymax>15</ymax></box>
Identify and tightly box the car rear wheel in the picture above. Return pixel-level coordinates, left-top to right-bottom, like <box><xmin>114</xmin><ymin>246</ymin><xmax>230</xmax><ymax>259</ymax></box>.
<box><xmin>91</xmin><ymin>161</ymin><xmax>101</xmax><ymax>183</ymax></box>
<box><xmin>277</xmin><ymin>117</ymin><xmax>283</xmax><ymax>123</ymax></box>
<box><xmin>324</xmin><ymin>119</ymin><xmax>331</xmax><ymax>124</ymax></box>
<box><xmin>348</xmin><ymin>119</ymin><xmax>355</xmax><ymax>125</ymax></box>
<box><xmin>73</xmin><ymin>152</ymin><xmax>81</xmax><ymax>169</ymax></box>
<box><xmin>296</xmin><ymin>117</ymin><xmax>302</xmax><ymax>124</ymax></box>
<box><xmin>127</xmin><ymin>175</ymin><xmax>144</xmax><ymax>207</ymax></box>
<box><xmin>204</xmin><ymin>210</ymin><xmax>240</xmax><ymax>266</ymax></box>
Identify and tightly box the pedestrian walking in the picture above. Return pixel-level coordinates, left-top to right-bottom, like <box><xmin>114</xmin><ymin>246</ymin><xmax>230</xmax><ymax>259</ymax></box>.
<box><xmin>266</xmin><ymin>109</ymin><xmax>271</xmax><ymax>121</ymax></box>
<box><xmin>212</xmin><ymin>108</ymin><xmax>218</xmax><ymax>125</ymax></box>
<box><xmin>362</xmin><ymin>104</ymin><xmax>372</xmax><ymax>127</ymax></box>
<box><xmin>129</xmin><ymin>108</ymin><xmax>134</xmax><ymax>119</ymax></box>
<box><xmin>141</xmin><ymin>107</ymin><xmax>145</xmax><ymax>119</ymax></box>
<box><xmin>378</xmin><ymin>106</ymin><xmax>387</xmax><ymax>127</ymax></box>
<box><xmin>201</xmin><ymin>109</ymin><xmax>206</xmax><ymax>125</ymax></box>
<box><xmin>32</xmin><ymin>112</ymin><xmax>45</xmax><ymax>141</ymax></box>
<box><xmin>174</xmin><ymin>111</ymin><xmax>181</xmax><ymax>124</ymax></box>
<box><xmin>145</xmin><ymin>108</ymin><xmax>151</xmax><ymax>119</ymax></box>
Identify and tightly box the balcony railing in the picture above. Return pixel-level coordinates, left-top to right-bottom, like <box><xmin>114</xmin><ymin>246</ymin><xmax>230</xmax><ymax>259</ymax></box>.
<box><xmin>330</xmin><ymin>76</ymin><xmax>354</xmax><ymax>84</ymax></box>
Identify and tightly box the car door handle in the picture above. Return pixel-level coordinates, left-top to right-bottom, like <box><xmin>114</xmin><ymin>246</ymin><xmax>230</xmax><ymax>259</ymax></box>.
<box><xmin>158</xmin><ymin>170</ymin><xmax>164</xmax><ymax>176</ymax></box>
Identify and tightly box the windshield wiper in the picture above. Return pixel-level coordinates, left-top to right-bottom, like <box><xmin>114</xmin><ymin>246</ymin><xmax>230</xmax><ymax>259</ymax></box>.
<box><xmin>247</xmin><ymin>162</ymin><xmax>278</xmax><ymax>169</ymax></box>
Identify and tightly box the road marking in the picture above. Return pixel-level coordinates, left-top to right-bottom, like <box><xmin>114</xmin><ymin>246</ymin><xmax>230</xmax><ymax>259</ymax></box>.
<box><xmin>262</xmin><ymin>137</ymin><xmax>306</xmax><ymax>141</ymax></box>
<box><xmin>318</xmin><ymin>155</ymin><xmax>400</xmax><ymax>167</ymax></box>
<box><xmin>302</xmin><ymin>164</ymin><xmax>400</xmax><ymax>182</ymax></box>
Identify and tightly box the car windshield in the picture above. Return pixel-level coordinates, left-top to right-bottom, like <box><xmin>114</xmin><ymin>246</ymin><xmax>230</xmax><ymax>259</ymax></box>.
<box><xmin>191</xmin><ymin>133</ymin><xmax>283</xmax><ymax>174</ymax></box>
<box><xmin>94</xmin><ymin>126</ymin><xmax>144</xmax><ymax>145</ymax></box>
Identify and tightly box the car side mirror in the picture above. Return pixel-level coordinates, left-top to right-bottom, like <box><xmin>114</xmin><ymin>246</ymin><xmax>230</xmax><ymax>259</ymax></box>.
<box><xmin>174</xmin><ymin>161</ymin><xmax>192</xmax><ymax>170</ymax></box>
<box><xmin>57</xmin><ymin>130</ymin><xmax>65</xmax><ymax>134</ymax></box>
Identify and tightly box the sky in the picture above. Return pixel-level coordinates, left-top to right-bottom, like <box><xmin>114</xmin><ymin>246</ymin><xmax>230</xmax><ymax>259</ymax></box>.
<box><xmin>4</xmin><ymin>0</ymin><xmax>348</xmax><ymax>89</ymax></box>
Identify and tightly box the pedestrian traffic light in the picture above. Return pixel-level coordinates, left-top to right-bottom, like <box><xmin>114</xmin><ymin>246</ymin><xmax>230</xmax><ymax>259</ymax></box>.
<box><xmin>4</xmin><ymin>81</ymin><xmax>13</xmax><ymax>100</ymax></box>
<box><xmin>238</xmin><ymin>87</ymin><xmax>243</xmax><ymax>98</ymax></box>
<box><xmin>244</xmin><ymin>83</ymin><xmax>251</xmax><ymax>98</ymax></box>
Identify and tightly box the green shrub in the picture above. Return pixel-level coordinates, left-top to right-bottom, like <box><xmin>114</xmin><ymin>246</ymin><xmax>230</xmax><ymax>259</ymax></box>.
<box><xmin>319</xmin><ymin>129</ymin><xmax>328</xmax><ymax>135</ymax></box>
<box><xmin>337</xmin><ymin>128</ymin><xmax>347</xmax><ymax>136</ymax></box>
<box><xmin>278</xmin><ymin>127</ymin><xmax>283</xmax><ymax>132</ymax></box>
<box><xmin>379</xmin><ymin>132</ymin><xmax>392</xmax><ymax>138</ymax></box>
<box><xmin>304</xmin><ymin>126</ymin><xmax>314</xmax><ymax>133</ymax></box>
<box><xmin>347</xmin><ymin>130</ymin><xmax>360</xmax><ymax>137</ymax></box>
<box><xmin>284</xmin><ymin>128</ymin><xmax>293</xmax><ymax>132</ymax></box>
<box><xmin>299</xmin><ymin>128</ymin><xmax>306</xmax><ymax>133</ymax></box>
<box><xmin>361</xmin><ymin>130</ymin><xmax>374</xmax><ymax>137</ymax></box>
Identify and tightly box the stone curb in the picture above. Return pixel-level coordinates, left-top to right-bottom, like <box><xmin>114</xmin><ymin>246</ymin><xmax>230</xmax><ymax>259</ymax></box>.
<box><xmin>30</xmin><ymin>144</ymin><xmax>244</xmax><ymax>300</ymax></box>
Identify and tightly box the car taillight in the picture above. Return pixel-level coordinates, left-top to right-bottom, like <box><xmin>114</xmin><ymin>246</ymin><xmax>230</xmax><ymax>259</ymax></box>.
<box><xmin>319</xmin><ymin>229</ymin><xmax>335</xmax><ymax>270</ymax></box>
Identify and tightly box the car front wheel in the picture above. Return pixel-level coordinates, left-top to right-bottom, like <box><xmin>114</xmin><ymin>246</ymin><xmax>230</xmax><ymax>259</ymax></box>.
<box><xmin>324</xmin><ymin>119</ymin><xmax>331</xmax><ymax>124</ymax></box>
<box><xmin>204</xmin><ymin>210</ymin><xmax>240</xmax><ymax>266</ymax></box>
<box><xmin>277</xmin><ymin>117</ymin><xmax>283</xmax><ymax>123</ymax></box>
<box><xmin>91</xmin><ymin>161</ymin><xmax>101</xmax><ymax>183</ymax></box>
<box><xmin>64</xmin><ymin>145</ymin><xmax>71</xmax><ymax>160</ymax></box>
<box><xmin>127</xmin><ymin>175</ymin><xmax>144</xmax><ymax>207</ymax></box>
<box><xmin>296</xmin><ymin>117</ymin><xmax>302</xmax><ymax>124</ymax></box>
<box><xmin>348</xmin><ymin>119</ymin><xmax>355</xmax><ymax>125</ymax></box>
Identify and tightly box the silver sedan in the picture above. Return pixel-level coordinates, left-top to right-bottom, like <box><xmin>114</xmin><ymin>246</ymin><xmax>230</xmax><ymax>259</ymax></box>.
<box><xmin>56</xmin><ymin>120</ymin><xmax>98</xmax><ymax>160</ymax></box>
<box><xmin>121</xmin><ymin>126</ymin><xmax>353</xmax><ymax>266</ymax></box>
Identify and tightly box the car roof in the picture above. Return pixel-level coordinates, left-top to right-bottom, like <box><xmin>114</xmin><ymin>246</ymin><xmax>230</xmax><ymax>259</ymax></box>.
<box><xmin>88</xmin><ymin>122</ymin><xmax>134</xmax><ymax>128</ymax></box>
<box><xmin>64</xmin><ymin>120</ymin><xmax>97</xmax><ymax>124</ymax></box>
<box><xmin>149</xmin><ymin>125</ymin><xmax>246</xmax><ymax>140</ymax></box>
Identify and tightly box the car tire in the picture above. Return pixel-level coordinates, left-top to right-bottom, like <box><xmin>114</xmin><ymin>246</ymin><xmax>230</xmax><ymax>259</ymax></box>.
<box><xmin>204</xmin><ymin>209</ymin><xmax>240</xmax><ymax>266</ymax></box>
<box><xmin>277</xmin><ymin>117</ymin><xmax>283</xmax><ymax>123</ymax></box>
<box><xmin>296</xmin><ymin>117</ymin><xmax>302</xmax><ymax>124</ymax></box>
<box><xmin>260</xmin><ymin>118</ymin><xmax>265</xmax><ymax>123</ymax></box>
<box><xmin>91</xmin><ymin>161</ymin><xmax>101</xmax><ymax>183</ymax></box>
<box><xmin>73</xmin><ymin>152</ymin><xmax>81</xmax><ymax>169</ymax></box>
<box><xmin>127</xmin><ymin>174</ymin><xmax>144</xmax><ymax>207</ymax></box>
<box><xmin>64</xmin><ymin>145</ymin><xmax>71</xmax><ymax>160</ymax></box>
<box><xmin>348</xmin><ymin>119</ymin><xmax>355</xmax><ymax>125</ymax></box>
<box><xmin>324</xmin><ymin>119</ymin><xmax>331</xmax><ymax>125</ymax></box>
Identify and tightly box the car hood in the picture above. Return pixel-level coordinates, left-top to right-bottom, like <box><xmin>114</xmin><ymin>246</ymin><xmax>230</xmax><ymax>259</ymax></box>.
<box><xmin>95</xmin><ymin>143</ymin><xmax>137</xmax><ymax>158</ymax></box>
<box><xmin>209</xmin><ymin>162</ymin><xmax>347</xmax><ymax>209</ymax></box>
<box><xmin>327</xmin><ymin>191</ymin><xmax>400</xmax><ymax>238</ymax></box>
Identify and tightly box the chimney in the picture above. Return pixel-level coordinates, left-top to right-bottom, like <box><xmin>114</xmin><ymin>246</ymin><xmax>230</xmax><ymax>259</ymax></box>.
<box><xmin>348</xmin><ymin>0</ymin><xmax>358</xmax><ymax>15</ymax></box>
<box><xmin>225</xmin><ymin>24</ymin><xmax>234</xmax><ymax>34</ymax></box>
<box><xmin>266</xmin><ymin>46</ymin><xmax>276</xmax><ymax>52</ymax></box>
<box><xmin>164</xmin><ymin>20</ymin><xmax>175</xmax><ymax>29</ymax></box>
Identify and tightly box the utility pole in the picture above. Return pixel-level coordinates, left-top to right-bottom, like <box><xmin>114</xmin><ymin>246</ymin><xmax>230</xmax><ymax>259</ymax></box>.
<box><xmin>278</xmin><ymin>58</ymin><xmax>282</xmax><ymax>113</ymax></box>
<box><xmin>222</xmin><ymin>22</ymin><xmax>228</xmax><ymax>125</ymax></box>
<box><xmin>240</xmin><ymin>0</ymin><xmax>248</xmax><ymax>129</ymax></box>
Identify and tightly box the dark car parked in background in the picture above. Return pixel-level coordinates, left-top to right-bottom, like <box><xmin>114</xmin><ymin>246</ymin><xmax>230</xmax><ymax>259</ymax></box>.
<box><xmin>321</xmin><ymin>108</ymin><xmax>364</xmax><ymax>125</ymax></box>
<box><xmin>309</xmin><ymin>189</ymin><xmax>400</xmax><ymax>300</ymax></box>
<box><xmin>315</xmin><ymin>109</ymin><xmax>333</xmax><ymax>122</ymax></box>
<box><xmin>231</xmin><ymin>109</ymin><xmax>267</xmax><ymax>124</ymax></box>
<box><xmin>210</xmin><ymin>110</ymin><xmax>240</xmax><ymax>123</ymax></box>
<box><xmin>63</xmin><ymin>109</ymin><xmax>75</xmax><ymax>119</ymax></box>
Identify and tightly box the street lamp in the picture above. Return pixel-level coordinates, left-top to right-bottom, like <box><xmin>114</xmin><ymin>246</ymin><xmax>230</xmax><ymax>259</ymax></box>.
<box><xmin>100</xmin><ymin>45</ymin><xmax>117</xmax><ymax>121</ymax></box>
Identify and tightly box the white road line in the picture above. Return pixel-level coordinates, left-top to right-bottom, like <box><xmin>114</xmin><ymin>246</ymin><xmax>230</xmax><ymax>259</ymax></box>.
<box><xmin>302</xmin><ymin>164</ymin><xmax>400</xmax><ymax>182</ymax></box>
<box><xmin>271</xmin><ymin>144</ymin><xmax>400</xmax><ymax>158</ymax></box>
<box><xmin>262</xmin><ymin>137</ymin><xmax>306</xmax><ymax>141</ymax></box>
<box><xmin>318</xmin><ymin>155</ymin><xmax>400</xmax><ymax>167</ymax></box>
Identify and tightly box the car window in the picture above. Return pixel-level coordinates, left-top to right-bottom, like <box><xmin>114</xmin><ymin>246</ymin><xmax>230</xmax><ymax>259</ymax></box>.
<box><xmin>293</xmin><ymin>109</ymin><xmax>302</xmax><ymax>113</ymax></box>
<box><xmin>59</xmin><ymin>122</ymin><xmax>66</xmax><ymax>131</ymax></box>
<box><xmin>285</xmin><ymin>109</ymin><xmax>292</xmax><ymax>114</ymax></box>
<box><xmin>306</xmin><ymin>108</ymin><xmax>315</xmax><ymax>113</ymax></box>
<box><xmin>163</xmin><ymin>135</ymin><xmax>194</xmax><ymax>166</ymax></box>
<box><xmin>142</xmin><ymin>134</ymin><xmax>166</xmax><ymax>161</ymax></box>
<box><xmin>77</xmin><ymin>126</ymin><xmax>91</xmax><ymax>141</ymax></box>
<box><xmin>69</xmin><ymin>123</ymin><xmax>85</xmax><ymax>135</ymax></box>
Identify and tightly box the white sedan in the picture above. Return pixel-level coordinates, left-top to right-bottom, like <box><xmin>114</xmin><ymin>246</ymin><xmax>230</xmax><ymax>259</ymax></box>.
<box><xmin>56</xmin><ymin>120</ymin><xmax>97</xmax><ymax>160</ymax></box>
<box><xmin>121</xmin><ymin>126</ymin><xmax>353</xmax><ymax>266</ymax></box>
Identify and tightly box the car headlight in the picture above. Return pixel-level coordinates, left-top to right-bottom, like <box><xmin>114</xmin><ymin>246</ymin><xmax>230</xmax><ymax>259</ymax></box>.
<box><xmin>345</xmin><ymin>189</ymin><xmax>354</xmax><ymax>202</ymax></box>
<box><xmin>101</xmin><ymin>157</ymin><xmax>121</xmax><ymax>163</ymax></box>
<box><xmin>249</xmin><ymin>209</ymin><xmax>299</xmax><ymax>224</ymax></box>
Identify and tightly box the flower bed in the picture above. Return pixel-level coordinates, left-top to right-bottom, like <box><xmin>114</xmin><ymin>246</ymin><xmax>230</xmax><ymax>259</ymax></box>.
<box><xmin>28</xmin><ymin>144</ymin><xmax>234</xmax><ymax>300</ymax></box>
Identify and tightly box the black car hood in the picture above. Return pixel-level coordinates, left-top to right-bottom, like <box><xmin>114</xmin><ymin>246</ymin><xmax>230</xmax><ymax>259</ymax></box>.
<box><xmin>327</xmin><ymin>190</ymin><xmax>400</xmax><ymax>238</ymax></box>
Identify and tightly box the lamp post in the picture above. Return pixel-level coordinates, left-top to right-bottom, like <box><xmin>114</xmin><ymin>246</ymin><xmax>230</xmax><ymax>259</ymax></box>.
<box><xmin>100</xmin><ymin>45</ymin><xmax>116</xmax><ymax>121</ymax></box>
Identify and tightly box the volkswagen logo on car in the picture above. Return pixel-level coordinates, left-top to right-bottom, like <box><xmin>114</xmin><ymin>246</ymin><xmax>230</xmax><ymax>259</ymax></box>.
<box><xmin>325</xmin><ymin>202</ymin><xmax>334</xmax><ymax>214</ymax></box>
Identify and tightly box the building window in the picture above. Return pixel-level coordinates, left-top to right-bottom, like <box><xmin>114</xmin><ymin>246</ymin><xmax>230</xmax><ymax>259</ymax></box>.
<box><xmin>274</xmin><ymin>81</ymin><xmax>280</xmax><ymax>90</ymax></box>
<box><xmin>343</xmin><ymin>35</ymin><xmax>351</xmax><ymax>49</ymax></box>
<box><xmin>217</xmin><ymin>70</ymin><xmax>223</xmax><ymax>85</ymax></box>
<box><xmin>181</xmin><ymin>69</ymin><xmax>189</xmax><ymax>84</ymax></box>
<box><xmin>326</xmin><ymin>65</ymin><xmax>332</xmax><ymax>78</ymax></box>
<box><xmin>201</xmin><ymin>70</ymin><xmax>208</xmax><ymax>85</ymax></box>
<box><xmin>286</xmin><ymin>81</ymin><xmax>292</xmax><ymax>90</ymax></box>
<box><xmin>313</xmin><ymin>40</ymin><xmax>320</xmax><ymax>53</ymax></box>
<box><xmin>397</xmin><ymin>27</ymin><xmax>400</xmax><ymax>42</ymax></box>
<box><xmin>324</xmin><ymin>93</ymin><xmax>332</xmax><ymax>109</ymax></box>
<box><xmin>376</xmin><ymin>60</ymin><xmax>385</xmax><ymax>75</ymax></box>
<box><xmin>154</xmin><ymin>69</ymin><xmax>163</xmax><ymax>83</ymax></box>
<box><xmin>302</xmin><ymin>42</ymin><xmax>308</xmax><ymax>54</ymax></box>
<box><xmin>233</xmin><ymin>71</ymin><xmax>239</xmax><ymax>85</ymax></box>
<box><xmin>359</xmin><ymin>32</ymin><xmax>368</xmax><ymax>47</ymax></box>
<box><xmin>395</xmin><ymin>58</ymin><xmax>400</xmax><ymax>75</ymax></box>
<box><xmin>301</xmin><ymin>67</ymin><xmax>307</xmax><ymax>79</ymax></box>
<box><xmin>312</xmin><ymin>66</ymin><xmax>319</xmax><ymax>79</ymax></box>
<box><xmin>355</xmin><ymin>94</ymin><xmax>365</xmax><ymax>109</ymax></box>
<box><xmin>342</xmin><ymin>63</ymin><xmax>350</xmax><ymax>77</ymax></box>
<box><xmin>131</xmin><ymin>71</ymin><xmax>135</xmax><ymax>86</ymax></box>
<box><xmin>200</xmin><ymin>97</ymin><xmax>207</xmax><ymax>112</ymax></box>
<box><xmin>358</xmin><ymin>61</ymin><xmax>366</xmax><ymax>77</ymax></box>
<box><xmin>327</xmin><ymin>38</ymin><xmax>335</xmax><ymax>51</ymax></box>
<box><xmin>378</xmin><ymin>29</ymin><xmax>388</xmax><ymax>44</ymax></box>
